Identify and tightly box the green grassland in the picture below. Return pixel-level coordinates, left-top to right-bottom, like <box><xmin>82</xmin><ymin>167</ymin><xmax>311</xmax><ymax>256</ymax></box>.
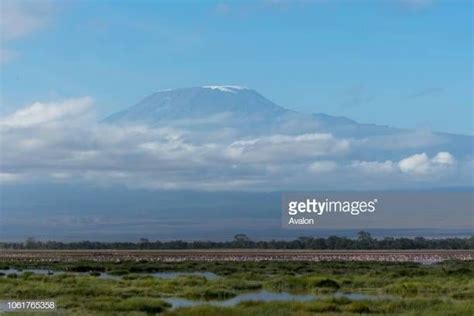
<box><xmin>0</xmin><ymin>260</ymin><xmax>472</xmax><ymax>315</ymax></box>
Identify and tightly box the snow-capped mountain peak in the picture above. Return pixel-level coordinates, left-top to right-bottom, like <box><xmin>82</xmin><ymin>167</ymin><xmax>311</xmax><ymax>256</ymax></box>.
<box><xmin>103</xmin><ymin>86</ymin><xmax>286</xmax><ymax>126</ymax></box>
<box><xmin>202</xmin><ymin>85</ymin><xmax>248</xmax><ymax>93</ymax></box>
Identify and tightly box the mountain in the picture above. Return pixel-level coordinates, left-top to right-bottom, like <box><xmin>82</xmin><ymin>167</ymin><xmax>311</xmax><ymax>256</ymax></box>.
<box><xmin>105</xmin><ymin>86</ymin><xmax>286</xmax><ymax>122</ymax></box>
<box><xmin>104</xmin><ymin>86</ymin><xmax>391</xmax><ymax>136</ymax></box>
<box><xmin>104</xmin><ymin>85</ymin><xmax>472</xmax><ymax>159</ymax></box>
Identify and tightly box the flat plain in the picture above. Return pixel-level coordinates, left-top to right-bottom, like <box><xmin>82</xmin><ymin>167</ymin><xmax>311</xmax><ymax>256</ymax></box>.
<box><xmin>0</xmin><ymin>249</ymin><xmax>473</xmax><ymax>315</ymax></box>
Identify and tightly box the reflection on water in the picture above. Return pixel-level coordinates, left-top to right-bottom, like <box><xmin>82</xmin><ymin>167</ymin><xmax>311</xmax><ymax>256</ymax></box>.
<box><xmin>164</xmin><ymin>290</ymin><xmax>394</xmax><ymax>309</ymax></box>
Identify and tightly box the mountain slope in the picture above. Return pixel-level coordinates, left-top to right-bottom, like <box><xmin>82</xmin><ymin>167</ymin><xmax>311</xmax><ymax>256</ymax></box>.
<box><xmin>105</xmin><ymin>86</ymin><xmax>286</xmax><ymax>123</ymax></box>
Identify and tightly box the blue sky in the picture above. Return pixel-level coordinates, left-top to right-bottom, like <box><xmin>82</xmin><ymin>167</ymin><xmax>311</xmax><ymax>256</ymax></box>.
<box><xmin>1</xmin><ymin>0</ymin><xmax>472</xmax><ymax>134</ymax></box>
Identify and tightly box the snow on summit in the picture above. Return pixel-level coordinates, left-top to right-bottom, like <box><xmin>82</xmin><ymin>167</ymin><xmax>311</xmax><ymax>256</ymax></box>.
<box><xmin>202</xmin><ymin>85</ymin><xmax>247</xmax><ymax>93</ymax></box>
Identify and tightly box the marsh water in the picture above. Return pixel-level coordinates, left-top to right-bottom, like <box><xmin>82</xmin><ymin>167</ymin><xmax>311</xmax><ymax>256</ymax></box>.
<box><xmin>150</xmin><ymin>271</ymin><xmax>219</xmax><ymax>280</ymax></box>
<box><xmin>0</xmin><ymin>268</ymin><xmax>396</xmax><ymax>309</ymax></box>
<box><xmin>0</xmin><ymin>268</ymin><xmax>219</xmax><ymax>280</ymax></box>
<box><xmin>163</xmin><ymin>290</ymin><xmax>394</xmax><ymax>309</ymax></box>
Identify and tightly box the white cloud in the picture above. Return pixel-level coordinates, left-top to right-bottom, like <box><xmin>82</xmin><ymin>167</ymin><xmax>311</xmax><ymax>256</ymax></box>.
<box><xmin>351</xmin><ymin>160</ymin><xmax>396</xmax><ymax>174</ymax></box>
<box><xmin>0</xmin><ymin>0</ymin><xmax>52</xmax><ymax>41</ymax></box>
<box><xmin>0</xmin><ymin>172</ymin><xmax>23</xmax><ymax>183</ymax></box>
<box><xmin>308</xmin><ymin>161</ymin><xmax>337</xmax><ymax>173</ymax></box>
<box><xmin>225</xmin><ymin>133</ymin><xmax>350</xmax><ymax>163</ymax></box>
<box><xmin>351</xmin><ymin>152</ymin><xmax>457</xmax><ymax>178</ymax></box>
<box><xmin>432</xmin><ymin>152</ymin><xmax>454</xmax><ymax>165</ymax></box>
<box><xmin>0</xmin><ymin>0</ymin><xmax>53</xmax><ymax>65</ymax></box>
<box><xmin>0</xmin><ymin>97</ymin><xmax>94</xmax><ymax>129</ymax></box>
<box><xmin>398</xmin><ymin>152</ymin><xmax>455</xmax><ymax>175</ymax></box>
<box><xmin>399</xmin><ymin>153</ymin><xmax>430</xmax><ymax>174</ymax></box>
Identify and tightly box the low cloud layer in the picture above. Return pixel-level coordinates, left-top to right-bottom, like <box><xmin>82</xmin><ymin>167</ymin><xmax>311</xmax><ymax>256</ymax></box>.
<box><xmin>0</xmin><ymin>98</ymin><xmax>471</xmax><ymax>190</ymax></box>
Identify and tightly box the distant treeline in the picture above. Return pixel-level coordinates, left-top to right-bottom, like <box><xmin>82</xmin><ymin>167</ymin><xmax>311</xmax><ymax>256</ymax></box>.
<box><xmin>1</xmin><ymin>232</ymin><xmax>473</xmax><ymax>250</ymax></box>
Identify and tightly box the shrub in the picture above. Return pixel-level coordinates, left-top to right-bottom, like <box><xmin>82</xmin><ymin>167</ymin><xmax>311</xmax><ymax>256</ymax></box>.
<box><xmin>345</xmin><ymin>301</ymin><xmax>372</xmax><ymax>313</ymax></box>
<box><xmin>311</xmin><ymin>278</ymin><xmax>340</xmax><ymax>290</ymax></box>
<box><xmin>117</xmin><ymin>297</ymin><xmax>171</xmax><ymax>313</ymax></box>
<box><xmin>68</xmin><ymin>265</ymin><xmax>105</xmax><ymax>273</ymax></box>
<box><xmin>309</xmin><ymin>302</ymin><xmax>340</xmax><ymax>312</ymax></box>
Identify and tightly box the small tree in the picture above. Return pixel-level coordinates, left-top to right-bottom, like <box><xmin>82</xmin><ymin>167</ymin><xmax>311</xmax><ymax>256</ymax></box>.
<box><xmin>357</xmin><ymin>231</ymin><xmax>374</xmax><ymax>249</ymax></box>
<box><xmin>139</xmin><ymin>238</ymin><xmax>150</xmax><ymax>244</ymax></box>
<box><xmin>234</xmin><ymin>234</ymin><xmax>251</xmax><ymax>242</ymax></box>
<box><xmin>24</xmin><ymin>237</ymin><xmax>37</xmax><ymax>249</ymax></box>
